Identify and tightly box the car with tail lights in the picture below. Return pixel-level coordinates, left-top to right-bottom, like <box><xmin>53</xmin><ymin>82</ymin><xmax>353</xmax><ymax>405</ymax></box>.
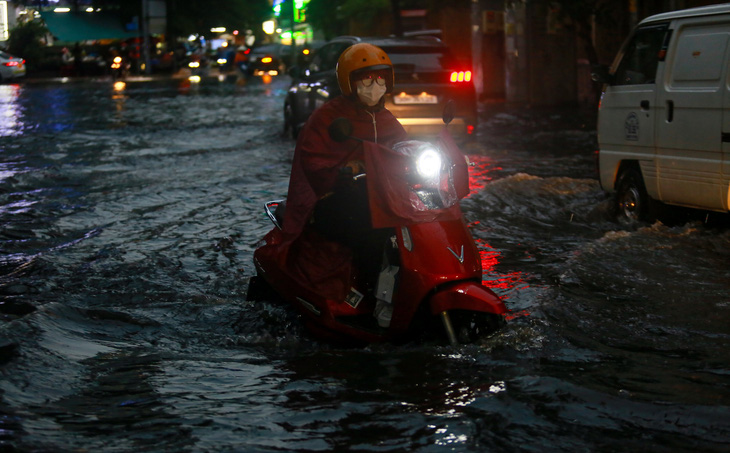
<box><xmin>0</xmin><ymin>51</ymin><xmax>26</xmax><ymax>82</ymax></box>
<box><xmin>283</xmin><ymin>36</ymin><xmax>477</xmax><ymax>142</ymax></box>
<box><xmin>248</xmin><ymin>44</ymin><xmax>283</xmax><ymax>77</ymax></box>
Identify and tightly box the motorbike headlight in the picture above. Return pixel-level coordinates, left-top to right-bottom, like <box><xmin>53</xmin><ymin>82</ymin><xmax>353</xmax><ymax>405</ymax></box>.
<box><xmin>416</xmin><ymin>147</ymin><xmax>442</xmax><ymax>179</ymax></box>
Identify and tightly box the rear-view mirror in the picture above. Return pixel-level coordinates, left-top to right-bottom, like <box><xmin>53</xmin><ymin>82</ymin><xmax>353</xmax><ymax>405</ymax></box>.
<box><xmin>443</xmin><ymin>100</ymin><xmax>455</xmax><ymax>125</ymax></box>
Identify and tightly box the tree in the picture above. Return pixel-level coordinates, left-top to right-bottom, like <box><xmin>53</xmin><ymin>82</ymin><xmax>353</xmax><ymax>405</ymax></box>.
<box><xmin>6</xmin><ymin>20</ymin><xmax>47</xmax><ymax>71</ymax></box>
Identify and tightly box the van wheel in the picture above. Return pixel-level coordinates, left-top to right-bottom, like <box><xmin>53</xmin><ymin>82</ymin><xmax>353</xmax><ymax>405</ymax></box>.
<box><xmin>615</xmin><ymin>167</ymin><xmax>650</xmax><ymax>224</ymax></box>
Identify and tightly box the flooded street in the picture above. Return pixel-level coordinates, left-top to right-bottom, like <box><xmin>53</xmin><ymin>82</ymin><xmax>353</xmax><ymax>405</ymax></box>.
<box><xmin>1</xmin><ymin>76</ymin><xmax>728</xmax><ymax>452</ymax></box>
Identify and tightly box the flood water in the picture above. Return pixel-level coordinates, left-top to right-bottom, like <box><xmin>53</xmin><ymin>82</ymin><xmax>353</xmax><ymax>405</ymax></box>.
<box><xmin>1</xmin><ymin>76</ymin><xmax>728</xmax><ymax>452</ymax></box>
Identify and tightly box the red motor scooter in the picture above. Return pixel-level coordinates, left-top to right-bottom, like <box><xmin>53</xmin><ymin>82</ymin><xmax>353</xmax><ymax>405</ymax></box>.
<box><xmin>248</xmin><ymin>116</ymin><xmax>507</xmax><ymax>346</ymax></box>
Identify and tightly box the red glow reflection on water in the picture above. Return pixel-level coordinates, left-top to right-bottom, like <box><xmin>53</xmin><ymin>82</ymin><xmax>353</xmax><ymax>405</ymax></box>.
<box><xmin>463</xmin><ymin>153</ymin><xmax>530</xmax><ymax>319</ymax></box>
<box><xmin>466</xmin><ymin>154</ymin><xmax>502</xmax><ymax>195</ymax></box>
<box><xmin>475</xmin><ymin>235</ymin><xmax>532</xmax><ymax>319</ymax></box>
<box><xmin>474</xmin><ymin>236</ymin><xmax>528</xmax><ymax>294</ymax></box>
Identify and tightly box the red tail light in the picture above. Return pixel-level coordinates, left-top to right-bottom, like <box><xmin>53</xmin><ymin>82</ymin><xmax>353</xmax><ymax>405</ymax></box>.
<box><xmin>467</xmin><ymin>124</ymin><xmax>475</xmax><ymax>135</ymax></box>
<box><xmin>4</xmin><ymin>61</ymin><xmax>20</xmax><ymax>67</ymax></box>
<box><xmin>450</xmin><ymin>71</ymin><xmax>472</xmax><ymax>83</ymax></box>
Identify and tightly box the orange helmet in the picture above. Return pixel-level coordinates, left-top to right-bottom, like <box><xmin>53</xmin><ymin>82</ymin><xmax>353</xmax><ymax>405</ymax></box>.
<box><xmin>336</xmin><ymin>43</ymin><xmax>394</xmax><ymax>96</ymax></box>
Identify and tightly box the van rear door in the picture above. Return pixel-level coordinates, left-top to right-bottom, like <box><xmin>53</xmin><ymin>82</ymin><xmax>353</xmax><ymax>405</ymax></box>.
<box><xmin>656</xmin><ymin>17</ymin><xmax>730</xmax><ymax>211</ymax></box>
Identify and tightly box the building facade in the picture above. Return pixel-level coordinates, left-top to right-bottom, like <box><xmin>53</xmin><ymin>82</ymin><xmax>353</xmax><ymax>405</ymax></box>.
<box><xmin>471</xmin><ymin>0</ymin><xmax>724</xmax><ymax>106</ymax></box>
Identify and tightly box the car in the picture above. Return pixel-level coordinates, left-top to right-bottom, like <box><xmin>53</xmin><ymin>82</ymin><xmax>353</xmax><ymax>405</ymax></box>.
<box><xmin>0</xmin><ymin>51</ymin><xmax>26</xmax><ymax>82</ymax></box>
<box><xmin>283</xmin><ymin>36</ymin><xmax>477</xmax><ymax>142</ymax></box>
<box><xmin>247</xmin><ymin>44</ymin><xmax>284</xmax><ymax>77</ymax></box>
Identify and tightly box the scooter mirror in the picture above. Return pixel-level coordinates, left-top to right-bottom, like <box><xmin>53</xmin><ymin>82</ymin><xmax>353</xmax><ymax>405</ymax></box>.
<box><xmin>443</xmin><ymin>100</ymin><xmax>455</xmax><ymax>125</ymax></box>
<box><xmin>329</xmin><ymin>117</ymin><xmax>354</xmax><ymax>142</ymax></box>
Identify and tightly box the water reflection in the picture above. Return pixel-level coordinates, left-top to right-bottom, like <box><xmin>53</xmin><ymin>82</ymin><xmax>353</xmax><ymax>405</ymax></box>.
<box><xmin>0</xmin><ymin>84</ymin><xmax>24</xmax><ymax>136</ymax></box>
<box><xmin>0</xmin><ymin>162</ymin><xmax>20</xmax><ymax>183</ymax></box>
<box><xmin>474</xmin><ymin>236</ymin><xmax>530</xmax><ymax>297</ymax></box>
<box><xmin>466</xmin><ymin>154</ymin><xmax>501</xmax><ymax>194</ymax></box>
<box><xmin>111</xmin><ymin>80</ymin><xmax>127</xmax><ymax>127</ymax></box>
<box><xmin>465</xmin><ymin>155</ymin><xmax>529</xmax><ymax>302</ymax></box>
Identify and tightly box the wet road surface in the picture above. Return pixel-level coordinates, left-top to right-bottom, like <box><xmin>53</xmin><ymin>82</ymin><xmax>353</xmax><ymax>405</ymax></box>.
<box><xmin>0</xmin><ymin>75</ymin><xmax>728</xmax><ymax>452</ymax></box>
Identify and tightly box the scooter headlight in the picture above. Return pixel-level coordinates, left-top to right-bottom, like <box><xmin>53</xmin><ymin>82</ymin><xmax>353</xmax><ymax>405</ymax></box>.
<box><xmin>416</xmin><ymin>147</ymin><xmax>442</xmax><ymax>179</ymax></box>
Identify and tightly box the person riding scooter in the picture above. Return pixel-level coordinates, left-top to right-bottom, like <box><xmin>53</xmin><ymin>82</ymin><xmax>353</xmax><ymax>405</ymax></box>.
<box><xmin>281</xmin><ymin>43</ymin><xmax>408</xmax><ymax>294</ymax></box>
<box><xmin>250</xmin><ymin>45</ymin><xmax>507</xmax><ymax>343</ymax></box>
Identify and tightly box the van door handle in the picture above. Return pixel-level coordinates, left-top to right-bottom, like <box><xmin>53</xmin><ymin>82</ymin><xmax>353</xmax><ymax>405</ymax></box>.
<box><xmin>666</xmin><ymin>100</ymin><xmax>674</xmax><ymax>122</ymax></box>
<box><xmin>640</xmin><ymin>100</ymin><xmax>650</xmax><ymax>110</ymax></box>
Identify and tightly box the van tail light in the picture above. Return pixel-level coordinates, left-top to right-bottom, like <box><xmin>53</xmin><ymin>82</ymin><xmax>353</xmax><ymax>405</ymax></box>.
<box><xmin>467</xmin><ymin>124</ymin><xmax>475</xmax><ymax>135</ymax></box>
<box><xmin>450</xmin><ymin>71</ymin><xmax>472</xmax><ymax>83</ymax></box>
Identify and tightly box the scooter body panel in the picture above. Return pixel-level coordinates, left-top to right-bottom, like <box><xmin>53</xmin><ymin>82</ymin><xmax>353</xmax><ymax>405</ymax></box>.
<box><xmin>249</xmin><ymin>131</ymin><xmax>507</xmax><ymax>345</ymax></box>
<box><xmin>428</xmin><ymin>281</ymin><xmax>506</xmax><ymax>315</ymax></box>
<box><xmin>389</xmin><ymin>218</ymin><xmax>485</xmax><ymax>332</ymax></box>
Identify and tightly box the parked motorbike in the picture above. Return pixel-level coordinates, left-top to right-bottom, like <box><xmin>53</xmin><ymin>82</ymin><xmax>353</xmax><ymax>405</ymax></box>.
<box><xmin>248</xmin><ymin>113</ymin><xmax>507</xmax><ymax>346</ymax></box>
<box><xmin>110</xmin><ymin>55</ymin><xmax>129</xmax><ymax>79</ymax></box>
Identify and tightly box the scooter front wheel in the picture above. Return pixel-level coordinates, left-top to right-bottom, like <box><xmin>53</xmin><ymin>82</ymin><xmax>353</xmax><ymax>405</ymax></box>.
<box><xmin>446</xmin><ymin>310</ymin><xmax>505</xmax><ymax>344</ymax></box>
<box><xmin>440</xmin><ymin>311</ymin><xmax>458</xmax><ymax>346</ymax></box>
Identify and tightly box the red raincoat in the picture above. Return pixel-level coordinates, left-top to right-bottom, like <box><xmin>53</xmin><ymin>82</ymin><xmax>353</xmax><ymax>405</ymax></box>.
<box><xmin>283</xmin><ymin>96</ymin><xmax>408</xmax><ymax>241</ymax></box>
<box><xmin>259</xmin><ymin>96</ymin><xmax>407</xmax><ymax>300</ymax></box>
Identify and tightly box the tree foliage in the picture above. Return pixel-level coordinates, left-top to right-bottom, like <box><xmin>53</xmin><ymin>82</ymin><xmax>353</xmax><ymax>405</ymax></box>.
<box><xmin>6</xmin><ymin>20</ymin><xmax>47</xmax><ymax>71</ymax></box>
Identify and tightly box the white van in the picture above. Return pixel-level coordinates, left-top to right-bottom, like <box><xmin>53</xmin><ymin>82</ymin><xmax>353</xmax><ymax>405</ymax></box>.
<box><xmin>596</xmin><ymin>4</ymin><xmax>730</xmax><ymax>222</ymax></box>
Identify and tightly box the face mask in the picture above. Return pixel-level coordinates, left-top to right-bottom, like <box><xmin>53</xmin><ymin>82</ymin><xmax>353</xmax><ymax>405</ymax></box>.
<box><xmin>355</xmin><ymin>80</ymin><xmax>387</xmax><ymax>106</ymax></box>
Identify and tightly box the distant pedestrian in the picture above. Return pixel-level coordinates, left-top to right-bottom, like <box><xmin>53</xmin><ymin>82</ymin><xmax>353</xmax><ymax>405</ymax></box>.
<box><xmin>60</xmin><ymin>47</ymin><xmax>74</xmax><ymax>76</ymax></box>
<box><xmin>72</xmin><ymin>43</ymin><xmax>85</xmax><ymax>77</ymax></box>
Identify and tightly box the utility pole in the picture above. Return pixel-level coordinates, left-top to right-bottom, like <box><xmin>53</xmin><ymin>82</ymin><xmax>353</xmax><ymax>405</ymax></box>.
<box><xmin>142</xmin><ymin>0</ymin><xmax>151</xmax><ymax>74</ymax></box>
<box><xmin>290</xmin><ymin>0</ymin><xmax>297</xmax><ymax>67</ymax></box>
<box><xmin>629</xmin><ymin>0</ymin><xmax>638</xmax><ymax>29</ymax></box>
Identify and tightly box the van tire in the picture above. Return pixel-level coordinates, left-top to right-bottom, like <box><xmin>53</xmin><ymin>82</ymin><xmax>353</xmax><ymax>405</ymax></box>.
<box><xmin>615</xmin><ymin>167</ymin><xmax>650</xmax><ymax>224</ymax></box>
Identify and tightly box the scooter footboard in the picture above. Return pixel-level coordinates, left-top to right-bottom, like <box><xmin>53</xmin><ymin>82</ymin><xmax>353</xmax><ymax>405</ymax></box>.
<box><xmin>428</xmin><ymin>281</ymin><xmax>507</xmax><ymax>315</ymax></box>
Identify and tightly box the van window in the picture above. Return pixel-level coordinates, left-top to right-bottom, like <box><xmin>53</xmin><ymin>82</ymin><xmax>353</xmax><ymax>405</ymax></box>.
<box><xmin>613</xmin><ymin>24</ymin><xmax>669</xmax><ymax>85</ymax></box>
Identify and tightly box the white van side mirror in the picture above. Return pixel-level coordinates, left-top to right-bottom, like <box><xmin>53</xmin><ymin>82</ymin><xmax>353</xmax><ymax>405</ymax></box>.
<box><xmin>591</xmin><ymin>64</ymin><xmax>614</xmax><ymax>85</ymax></box>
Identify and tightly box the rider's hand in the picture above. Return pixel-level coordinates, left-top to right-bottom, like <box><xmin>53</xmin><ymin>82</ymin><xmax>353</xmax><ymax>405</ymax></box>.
<box><xmin>343</xmin><ymin>159</ymin><xmax>365</xmax><ymax>175</ymax></box>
